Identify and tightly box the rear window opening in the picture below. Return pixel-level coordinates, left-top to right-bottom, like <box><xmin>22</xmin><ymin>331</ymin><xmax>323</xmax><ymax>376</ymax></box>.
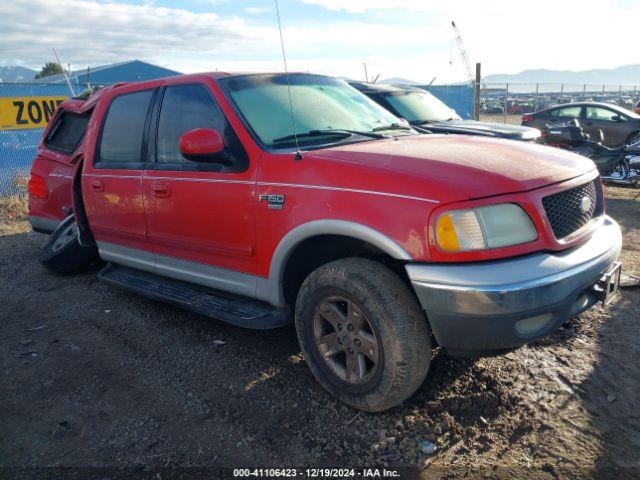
<box><xmin>45</xmin><ymin>111</ymin><xmax>90</xmax><ymax>154</ymax></box>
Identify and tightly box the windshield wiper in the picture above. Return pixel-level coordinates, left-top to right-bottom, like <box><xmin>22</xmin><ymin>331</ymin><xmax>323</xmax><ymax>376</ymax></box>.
<box><xmin>273</xmin><ymin>129</ymin><xmax>384</xmax><ymax>144</ymax></box>
<box><xmin>372</xmin><ymin>123</ymin><xmax>413</xmax><ymax>132</ymax></box>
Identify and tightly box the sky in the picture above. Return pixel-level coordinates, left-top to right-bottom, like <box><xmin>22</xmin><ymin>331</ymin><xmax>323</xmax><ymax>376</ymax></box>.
<box><xmin>1</xmin><ymin>0</ymin><xmax>638</xmax><ymax>83</ymax></box>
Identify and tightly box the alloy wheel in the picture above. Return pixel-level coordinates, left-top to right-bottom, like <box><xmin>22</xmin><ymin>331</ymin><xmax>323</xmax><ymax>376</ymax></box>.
<box><xmin>313</xmin><ymin>295</ymin><xmax>380</xmax><ymax>384</ymax></box>
<box><xmin>52</xmin><ymin>223</ymin><xmax>77</xmax><ymax>253</ymax></box>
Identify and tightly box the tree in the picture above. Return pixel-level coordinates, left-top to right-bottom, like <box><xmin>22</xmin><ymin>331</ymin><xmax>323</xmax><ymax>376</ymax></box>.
<box><xmin>35</xmin><ymin>62</ymin><xmax>64</xmax><ymax>79</ymax></box>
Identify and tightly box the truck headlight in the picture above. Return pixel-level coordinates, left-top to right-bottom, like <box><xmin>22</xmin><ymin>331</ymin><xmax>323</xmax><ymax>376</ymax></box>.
<box><xmin>436</xmin><ymin>203</ymin><xmax>537</xmax><ymax>252</ymax></box>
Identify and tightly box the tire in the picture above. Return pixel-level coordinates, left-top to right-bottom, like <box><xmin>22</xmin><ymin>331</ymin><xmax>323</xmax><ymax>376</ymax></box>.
<box><xmin>295</xmin><ymin>258</ymin><xmax>431</xmax><ymax>412</ymax></box>
<box><xmin>39</xmin><ymin>215</ymin><xmax>98</xmax><ymax>275</ymax></box>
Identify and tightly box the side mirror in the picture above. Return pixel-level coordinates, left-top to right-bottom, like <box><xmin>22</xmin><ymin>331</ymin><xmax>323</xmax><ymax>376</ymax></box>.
<box><xmin>179</xmin><ymin>128</ymin><xmax>225</xmax><ymax>163</ymax></box>
<box><xmin>611</xmin><ymin>114</ymin><xmax>623</xmax><ymax>122</ymax></box>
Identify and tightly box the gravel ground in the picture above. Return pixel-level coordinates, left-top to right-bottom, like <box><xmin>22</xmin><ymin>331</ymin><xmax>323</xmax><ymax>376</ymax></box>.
<box><xmin>1</xmin><ymin>186</ymin><xmax>639</xmax><ymax>479</ymax></box>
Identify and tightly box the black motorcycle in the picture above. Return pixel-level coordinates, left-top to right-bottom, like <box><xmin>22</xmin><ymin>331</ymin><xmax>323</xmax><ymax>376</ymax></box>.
<box><xmin>542</xmin><ymin>120</ymin><xmax>640</xmax><ymax>187</ymax></box>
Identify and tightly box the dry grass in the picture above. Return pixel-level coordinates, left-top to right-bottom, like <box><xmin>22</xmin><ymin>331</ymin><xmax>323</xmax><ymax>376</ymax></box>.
<box><xmin>0</xmin><ymin>173</ymin><xmax>29</xmax><ymax>222</ymax></box>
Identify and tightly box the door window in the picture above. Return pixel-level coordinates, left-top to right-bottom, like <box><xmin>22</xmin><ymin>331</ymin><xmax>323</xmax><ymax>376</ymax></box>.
<box><xmin>97</xmin><ymin>90</ymin><xmax>154</xmax><ymax>166</ymax></box>
<box><xmin>586</xmin><ymin>107</ymin><xmax>626</xmax><ymax>122</ymax></box>
<box><xmin>155</xmin><ymin>84</ymin><xmax>247</xmax><ymax>171</ymax></box>
<box><xmin>549</xmin><ymin>106</ymin><xmax>582</xmax><ymax>119</ymax></box>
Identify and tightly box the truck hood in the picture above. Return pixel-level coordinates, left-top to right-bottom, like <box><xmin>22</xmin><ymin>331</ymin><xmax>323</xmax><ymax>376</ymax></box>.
<box><xmin>311</xmin><ymin>134</ymin><xmax>595</xmax><ymax>199</ymax></box>
<box><xmin>427</xmin><ymin>119</ymin><xmax>541</xmax><ymax>140</ymax></box>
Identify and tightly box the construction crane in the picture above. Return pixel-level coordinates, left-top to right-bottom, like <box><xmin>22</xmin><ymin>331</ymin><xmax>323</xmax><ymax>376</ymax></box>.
<box><xmin>450</xmin><ymin>21</ymin><xmax>474</xmax><ymax>84</ymax></box>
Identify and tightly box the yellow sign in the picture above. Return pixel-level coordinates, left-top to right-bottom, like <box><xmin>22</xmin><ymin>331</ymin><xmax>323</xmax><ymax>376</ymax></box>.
<box><xmin>0</xmin><ymin>96</ymin><xmax>68</xmax><ymax>130</ymax></box>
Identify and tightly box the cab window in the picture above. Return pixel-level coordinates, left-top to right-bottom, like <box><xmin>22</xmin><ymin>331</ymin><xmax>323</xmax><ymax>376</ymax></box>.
<box><xmin>154</xmin><ymin>84</ymin><xmax>247</xmax><ymax>172</ymax></box>
<box><xmin>97</xmin><ymin>90</ymin><xmax>154</xmax><ymax>166</ymax></box>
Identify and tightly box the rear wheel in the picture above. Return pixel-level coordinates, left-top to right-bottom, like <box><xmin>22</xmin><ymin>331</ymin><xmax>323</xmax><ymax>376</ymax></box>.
<box><xmin>39</xmin><ymin>215</ymin><xmax>98</xmax><ymax>274</ymax></box>
<box><xmin>295</xmin><ymin>258</ymin><xmax>431</xmax><ymax>412</ymax></box>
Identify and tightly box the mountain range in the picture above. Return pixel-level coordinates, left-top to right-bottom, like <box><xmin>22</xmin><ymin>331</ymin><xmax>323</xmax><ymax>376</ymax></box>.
<box><xmin>0</xmin><ymin>66</ymin><xmax>36</xmax><ymax>83</ymax></box>
<box><xmin>1</xmin><ymin>63</ymin><xmax>638</xmax><ymax>86</ymax></box>
<box><xmin>482</xmin><ymin>64</ymin><xmax>640</xmax><ymax>85</ymax></box>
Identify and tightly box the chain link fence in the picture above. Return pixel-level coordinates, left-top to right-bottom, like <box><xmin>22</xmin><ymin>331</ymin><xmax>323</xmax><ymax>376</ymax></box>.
<box><xmin>479</xmin><ymin>83</ymin><xmax>640</xmax><ymax>124</ymax></box>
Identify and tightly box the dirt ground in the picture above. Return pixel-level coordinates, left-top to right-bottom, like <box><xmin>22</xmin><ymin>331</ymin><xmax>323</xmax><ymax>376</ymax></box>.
<box><xmin>1</xmin><ymin>186</ymin><xmax>639</xmax><ymax>479</ymax></box>
<box><xmin>479</xmin><ymin>114</ymin><xmax>523</xmax><ymax>125</ymax></box>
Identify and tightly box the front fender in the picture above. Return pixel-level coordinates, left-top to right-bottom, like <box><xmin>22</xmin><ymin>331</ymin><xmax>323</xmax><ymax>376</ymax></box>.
<box><xmin>256</xmin><ymin>220</ymin><xmax>412</xmax><ymax>307</ymax></box>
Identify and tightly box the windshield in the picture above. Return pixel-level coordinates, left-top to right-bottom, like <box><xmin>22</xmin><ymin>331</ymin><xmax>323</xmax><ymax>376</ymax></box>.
<box><xmin>383</xmin><ymin>90</ymin><xmax>460</xmax><ymax>123</ymax></box>
<box><xmin>220</xmin><ymin>74</ymin><xmax>404</xmax><ymax>148</ymax></box>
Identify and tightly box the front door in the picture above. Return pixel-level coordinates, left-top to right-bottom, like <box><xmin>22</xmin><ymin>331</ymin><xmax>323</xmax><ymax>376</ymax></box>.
<box><xmin>142</xmin><ymin>83</ymin><xmax>256</xmax><ymax>293</ymax></box>
<box><xmin>583</xmin><ymin>106</ymin><xmax>627</xmax><ymax>146</ymax></box>
<box><xmin>82</xmin><ymin>88</ymin><xmax>155</xmax><ymax>255</ymax></box>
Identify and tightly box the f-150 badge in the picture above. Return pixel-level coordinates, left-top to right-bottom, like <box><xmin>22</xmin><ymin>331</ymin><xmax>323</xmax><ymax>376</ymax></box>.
<box><xmin>259</xmin><ymin>194</ymin><xmax>285</xmax><ymax>210</ymax></box>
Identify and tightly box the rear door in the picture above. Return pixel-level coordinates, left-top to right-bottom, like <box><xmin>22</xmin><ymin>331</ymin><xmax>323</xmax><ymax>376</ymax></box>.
<box><xmin>29</xmin><ymin>108</ymin><xmax>90</xmax><ymax>228</ymax></box>
<box><xmin>82</xmin><ymin>88</ymin><xmax>155</xmax><ymax>255</ymax></box>
<box><xmin>142</xmin><ymin>82</ymin><xmax>256</xmax><ymax>293</ymax></box>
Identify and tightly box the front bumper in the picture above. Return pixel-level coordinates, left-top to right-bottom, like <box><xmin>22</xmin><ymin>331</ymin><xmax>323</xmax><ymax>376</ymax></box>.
<box><xmin>406</xmin><ymin>216</ymin><xmax>622</xmax><ymax>354</ymax></box>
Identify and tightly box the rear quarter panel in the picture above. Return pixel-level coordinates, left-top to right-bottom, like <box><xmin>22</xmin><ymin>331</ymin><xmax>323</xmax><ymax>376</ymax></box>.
<box><xmin>28</xmin><ymin>150</ymin><xmax>74</xmax><ymax>222</ymax></box>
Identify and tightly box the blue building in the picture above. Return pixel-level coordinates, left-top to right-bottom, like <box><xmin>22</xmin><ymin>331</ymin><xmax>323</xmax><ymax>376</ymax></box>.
<box><xmin>29</xmin><ymin>60</ymin><xmax>180</xmax><ymax>86</ymax></box>
<box><xmin>0</xmin><ymin>60</ymin><xmax>182</xmax><ymax>194</ymax></box>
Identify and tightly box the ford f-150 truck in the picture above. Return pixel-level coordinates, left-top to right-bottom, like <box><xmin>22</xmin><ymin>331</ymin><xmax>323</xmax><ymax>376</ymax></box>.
<box><xmin>28</xmin><ymin>73</ymin><xmax>622</xmax><ymax>412</ymax></box>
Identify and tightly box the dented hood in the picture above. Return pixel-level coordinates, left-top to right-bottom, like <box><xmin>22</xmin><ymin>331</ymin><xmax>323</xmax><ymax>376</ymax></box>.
<box><xmin>311</xmin><ymin>134</ymin><xmax>596</xmax><ymax>199</ymax></box>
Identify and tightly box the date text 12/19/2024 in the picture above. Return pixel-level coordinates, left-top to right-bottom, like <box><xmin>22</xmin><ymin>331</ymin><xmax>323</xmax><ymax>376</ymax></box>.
<box><xmin>233</xmin><ymin>468</ymin><xmax>402</xmax><ymax>478</ymax></box>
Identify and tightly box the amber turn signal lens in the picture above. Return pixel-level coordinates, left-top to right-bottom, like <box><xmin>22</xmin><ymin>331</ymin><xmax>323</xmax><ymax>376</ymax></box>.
<box><xmin>436</xmin><ymin>214</ymin><xmax>460</xmax><ymax>252</ymax></box>
<box><xmin>27</xmin><ymin>174</ymin><xmax>47</xmax><ymax>199</ymax></box>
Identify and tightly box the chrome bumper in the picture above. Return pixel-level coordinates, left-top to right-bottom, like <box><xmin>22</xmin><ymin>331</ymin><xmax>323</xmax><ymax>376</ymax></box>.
<box><xmin>406</xmin><ymin>216</ymin><xmax>622</xmax><ymax>353</ymax></box>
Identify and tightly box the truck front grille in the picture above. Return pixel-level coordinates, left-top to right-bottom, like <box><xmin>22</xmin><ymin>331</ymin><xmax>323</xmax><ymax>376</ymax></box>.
<box><xmin>542</xmin><ymin>179</ymin><xmax>603</xmax><ymax>239</ymax></box>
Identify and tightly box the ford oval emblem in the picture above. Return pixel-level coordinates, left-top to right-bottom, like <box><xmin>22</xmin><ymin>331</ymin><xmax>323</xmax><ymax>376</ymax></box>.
<box><xmin>579</xmin><ymin>196</ymin><xmax>592</xmax><ymax>214</ymax></box>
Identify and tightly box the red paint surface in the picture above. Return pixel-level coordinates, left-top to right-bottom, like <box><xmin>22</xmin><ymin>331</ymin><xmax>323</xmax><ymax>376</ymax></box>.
<box><xmin>30</xmin><ymin>73</ymin><xmax>602</xmax><ymax>280</ymax></box>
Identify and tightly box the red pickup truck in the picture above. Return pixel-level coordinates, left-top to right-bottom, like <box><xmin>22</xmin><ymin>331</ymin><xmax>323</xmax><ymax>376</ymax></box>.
<box><xmin>28</xmin><ymin>73</ymin><xmax>622</xmax><ymax>412</ymax></box>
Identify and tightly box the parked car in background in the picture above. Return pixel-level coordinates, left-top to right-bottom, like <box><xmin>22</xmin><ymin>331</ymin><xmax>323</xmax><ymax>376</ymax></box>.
<box><xmin>507</xmin><ymin>100</ymin><xmax>535</xmax><ymax>115</ymax></box>
<box><xmin>635</xmin><ymin>99</ymin><xmax>640</xmax><ymax>115</ymax></box>
<box><xmin>29</xmin><ymin>72</ymin><xmax>621</xmax><ymax>412</ymax></box>
<box><xmin>350</xmin><ymin>82</ymin><xmax>540</xmax><ymax>141</ymax></box>
<box><xmin>484</xmin><ymin>102</ymin><xmax>505</xmax><ymax>114</ymax></box>
<box><xmin>522</xmin><ymin>102</ymin><xmax>640</xmax><ymax>146</ymax></box>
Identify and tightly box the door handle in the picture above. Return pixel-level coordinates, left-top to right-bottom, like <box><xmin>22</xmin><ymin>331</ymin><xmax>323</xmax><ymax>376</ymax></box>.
<box><xmin>151</xmin><ymin>181</ymin><xmax>171</xmax><ymax>198</ymax></box>
<box><xmin>90</xmin><ymin>179</ymin><xmax>104</xmax><ymax>192</ymax></box>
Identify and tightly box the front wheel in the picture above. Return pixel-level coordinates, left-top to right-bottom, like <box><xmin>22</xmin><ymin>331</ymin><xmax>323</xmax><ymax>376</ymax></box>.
<box><xmin>39</xmin><ymin>215</ymin><xmax>98</xmax><ymax>274</ymax></box>
<box><xmin>295</xmin><ymin>258</ymin><xmax>431</xmax><ymax>412</ymax></box>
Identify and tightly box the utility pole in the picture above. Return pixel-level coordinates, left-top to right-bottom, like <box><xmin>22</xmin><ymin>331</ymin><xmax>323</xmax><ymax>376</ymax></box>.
<box><xmin>474</xmin><ymin>63</ymin><xmax>481</xmax><ymax>120</ymax></box>
<box><xmin>363</xmin><ymin>62</ymin><xmax>369</xmax><ymax>83</ymax></box>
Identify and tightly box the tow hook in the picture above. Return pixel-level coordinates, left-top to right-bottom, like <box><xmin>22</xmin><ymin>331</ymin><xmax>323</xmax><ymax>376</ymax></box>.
<box><xmin>593</xmin><ymin>261</ymin><xmax>622</xmax><ymax>306</ymax></box>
